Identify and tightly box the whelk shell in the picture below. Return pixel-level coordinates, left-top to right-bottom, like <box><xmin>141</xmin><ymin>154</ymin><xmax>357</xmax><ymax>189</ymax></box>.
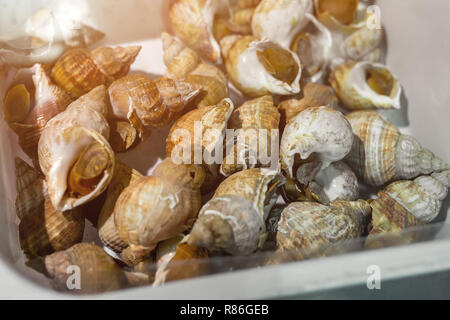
<box><xmin>38</xmin><ymin>86</ymin><xmax>116</xmax><ymax>211</ymax></box>
<box><xmin>19</xmin><ymin>198</ymin><xmax>84</xmax><ymax>258</ymax></box>
<box><xmin>314</xmin><ymin>0</ymin><xmax>362</xmax><ymax>33</ymax></box>
<box><xmin>221</xmin><ymin>35</ymin><xmax>302</xmax><ymax>97</ymax></box>
<box><xmin>280</xmin><ymin>106</ymin><xmax>354</xmax><ymax>185</ymax></box>
<box><xmin>330</xmin><ymin>61</ymin><xmax>401</xmax><ymax>110</ymax></box>
<box><xmin>44</xmin><ymin>243</ymin><xmax>128</xmax><ymax>294</ymax></box>
<box><xmin>154</xmin><ymin>239</ymin><xmax>208</xmax><ymax>286</ymax></box>
<box><xmin>277</xmin><ymin>199</ymin><xmax>371</xmax><ymax>258</ymax></box>
<box><xmin>169</xmin><ymin>0</ymin><xmax>224</xmax><ymax>64</ymax></box>
<box><xmin>188</xmin><ymin>195</ymin><xmax>265</xmax><ymax>255</ymax></box>
<box><xmin>162</xmin><ymin>32</ymin><xmax>228</xmax><ymax>108</ymax></box>
<box><xmin>6</xmin><ymin>65</ymin><xmax>73</xmax><ymax>159</ymax></box>
<box><xmin>314</xmin><ymin>160</ymin><xmax>359</xmax><ymax>202</ymax></box>
<box><xmin>50</xmin><ymin>45</ymin><xmax>141</xmax><ymax>99</ymax></box>
<box><xmin>366</xmin><ymin>170</ymin><xmax>450</xmax><ymax>248</ymax></box>
<box><xmin>252</xmin><ymin>0</ymin><xmax>313</xmax><ymax>48</ymax></box>
<box><xmin>98</xmin><ymin>160</ymin><xmax>143</xmax><ymax>254</ymax></box>
<box><xmin>214</xmin><ymin>168</ymin><xmax>285</xmax><ymax>220</ymax></box>
<box><xmin>108</xmin><ymin>74</ymin><xmax>201</xmax><ymax>139</ymax></box>
<box><xmin>221</xmin><ymin>95</ymin><xmax>280</xmax><ymax>176</ymax></box>
<box><xmin>345</xmin><ymin>111</ymin><xmax>449</xmax><ymax>186</ymax></box>
<box><xmin>15</xmin><ymin>157</ymin><xmax>47</xmax><ymax>220</ymax></box>
<box><xmin>166</xmin><ymin>98</ymin><xmax>234</xmax><ymax>192</ymax></box>
<box><xmin>114</xmin><ymin>159</ymin><xmax>205</xmax><ymax>265</ymax></box>
<box><xmin>277</xmin><ymin>82</ymin><xmax>338</xmax><ymax>128</ymax></box>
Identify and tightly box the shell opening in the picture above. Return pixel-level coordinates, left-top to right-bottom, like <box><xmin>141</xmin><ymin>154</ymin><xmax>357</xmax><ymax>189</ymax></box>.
<box><xmin>4</xmin><ymin>84</ymin><xmax>31</xmax><ymax>123</ymax></box>
<box><xmin>317</xmin><ymin>0</ymin><xmax>359</xmax><ymax>25</ymax></box>
<box><xmin>366</xmin><ymin>67</ymin><xmax>394</xmax><ymax>96</ymax></box>
<box><xmin>68</xmin><ymin>142</ymin><xmax>109</xmax><ymax>197</ymax></box>
<box><xmin>256</xmin><ymin>45</ymin><xmax>300</xmax><ymax>85</ymax></box>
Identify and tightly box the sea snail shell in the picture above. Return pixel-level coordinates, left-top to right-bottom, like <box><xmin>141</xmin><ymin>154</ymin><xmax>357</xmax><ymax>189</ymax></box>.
<box><xmin>38</xmin><ymin>85</ymin><xmax>116</xmax><ymax>211</ymax></box>
<box><xmin>280</xmin><ymin>106</ymin><xmax>354</xmax><ymax>185</ymax></box>
<box><xmin>345</xmin><ymin>111</ymin><xmax>449</xmax><ymax>186</ymax></box>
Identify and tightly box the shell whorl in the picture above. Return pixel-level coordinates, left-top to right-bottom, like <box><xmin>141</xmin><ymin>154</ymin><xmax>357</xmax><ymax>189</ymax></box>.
<box><xmin>385</xmin><ymin>169</ymin><xmax>450</xmax><ymax>223</ymax></box>
<box><xmin>187</xmin><ymin>195</ymin><xmax>265</xmax><ymax>255</ymax></box>
<box><xmin>346</xmin><ymin>111</ymin><xmax>449</xmax><ymax>186</ymax></box>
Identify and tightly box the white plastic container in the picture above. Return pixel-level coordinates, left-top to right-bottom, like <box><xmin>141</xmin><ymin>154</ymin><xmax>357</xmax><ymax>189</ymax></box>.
<box><xmin>0</xmin><ymin>0</ymin><xmax>449</xmax><ymax>299</ymax></box>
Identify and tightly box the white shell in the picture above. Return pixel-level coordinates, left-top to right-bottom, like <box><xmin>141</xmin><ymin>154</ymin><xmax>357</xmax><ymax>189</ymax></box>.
<box><xmin>281</xmin><ymin>106</ymin><xmax>354</xmax><ymax>179</ymax></box>
<box><xmin>314</xmin><ymin>161</ymin><xmax>359</xmax><ymax>201</ymax></box>
<box><xmin>385</xmin><ymin>170</ymin><xmax>450</xmax><ymax>223</ymax></box>
<box><xmin>252</xmin><ymin>0</ymin><xmax>313</xmax><ymax>48</ymax></box>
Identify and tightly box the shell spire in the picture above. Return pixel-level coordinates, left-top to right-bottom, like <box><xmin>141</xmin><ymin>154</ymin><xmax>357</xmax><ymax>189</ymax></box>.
<box><xmin>91</xmin><ymin>46</ymin><xmax>142</xmax><ymax>82</ymax></box>
<box><xmin>345</xmin><ymin>111</ymin><xmax>449</xmax><ymax>186</ymax></box>
<box><xmin>161</xmin><ymin>32</ymin><xmax>228</xmax><ymax>108</ymax></box>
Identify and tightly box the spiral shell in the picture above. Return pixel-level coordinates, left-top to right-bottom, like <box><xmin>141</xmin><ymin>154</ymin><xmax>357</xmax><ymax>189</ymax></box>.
<box><xmin>188</xmin><ymin>195</ymin><xmax>265</xmax><ymax>255</ymax></box>
<box><xmin>6</xmin><ymin>65</ymin><xmax>73</xmax><ymax>159</ymax></box>
<box><xmin>277</xmin><ymin>82</ymin><xmax>338</xmax><ymax>127</ymax></box>
<box><xmin>252</xmin><ymin>0</ymin><xmax>313</xmax><ymax>48</ymax></box>
<box><xmin>221</xmin><ymin>35</ymin><xmax>302</xmax><ymax>97</ymax></box>
<box><xmin>277</xmin><ymin>200</ymin><xmax>370</xmax><ymax>257</ymax></box>
<box><xmin>330</xmin><ymin>61</ymin><xmax>401</xmax><ymax>110</ymax></box>
<box><xmin>314</xmin><ymin>0</ymin><xmax>363</xmax><ymax>33</ymax></box>
<box><xmin>214</xmin><ymin>168</ymin><xmax>285</xmax><ymax>220</ymax></box>
<box><xmin>381</xmin><ymin>170</ymin><xmax>450</xmax><ymax>224</ymax></box>
<box><xmin>38</xmin><ymin>86</ymin><xmax>116</xmax><ymax>211</ymax></box>
<box><xmin>15</xmin><ymin>157</ymin><xmax>47</xmax><ymax>220</ymax></box>
<box><xmin>161</xmin><ymin>33</ymin><xmax>228</xmax><ymax>108</ymax></box>
<box><xmin>44</xmin><ymin>243</ymin><xmax>127</xmax><ymax>294</ymax></box>
<box><xmin>221</xmin><ymin>95</ymin><xmax>280</xmax><ymax>176</ymax></box>
<box><xmin>314</xmin><ymin>161</ymin><xmax>359</xmax><ymax>201</ymax></box>
<box><xmin>114</xmin><ymin>159</ymin><xmax>205</xmax><ymax>265</ymax></box>
<box><xmin>169</xmin><ymin>0</ymin><xmax>223</xmax><ymax>64</ymax></box>
<box><xmin>290</xmin><ymin>13</ymin><xmax>333</xmax><ymax>83</ymax></box>
<box><xmin>97</xmin><ymin>160</ymin><xmax>143</xmax><ymax>254</ymax></box>
<box><xmin>166</xmin><ymin>98</ymin><xmax>234</xmax><ymax>192</ymax></box>
<box><xmin>108</xmin><ymin>74</ymin><xmax>201</xmax><ymax>139</ymax></box>
<box><xmin>345</xmin><ymin>111</ymin><xmax>449</xmax><ymax>186</ymax></box>
<box><xmin>50</xmin><ymin>46</ymin><xmax>141</xmax><ymax>99</ymax></box>
<box><xmin>19</xmin><ymin>198</ymin><xmax>84</xmax><ymax>258</ymax></box>
<box><xmin>281</xmin><ymin>106</ymin><xmax>354</xmax><ymax>184</ymax></box>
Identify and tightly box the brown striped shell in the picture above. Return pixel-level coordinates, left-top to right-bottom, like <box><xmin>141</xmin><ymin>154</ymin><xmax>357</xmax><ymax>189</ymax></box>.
<box><xmin>169</xmin><ymin>0</ymin><xmax>223</xmax><ymax>64</ymax></box>
<box><xmin>108</xmin><ymin>74</ymin><xmax>201</xmax><ymax>139</ymax></box>
<box><xmin>50</xmin><ymin>46</ymin><xmax>141</xmax><ymax>99</ymax></box>
<box><xmin>19</xmin><ymin>198</ymin><xmax>85</xmax><ymax>258</ymax></box>
<box><xmin>345</xmin><ymin>111</ymin><xmax>449</xmax><ymax>186</ymax></box>
<box><xmin>221</xmin><ymin>95</ymin><xmax>280</xmax><ymax>176</ymax></box>
<box><xmin>277</xmin><ymin>200</ymin><xmax>371</xmax><ymax>257</ymax></box>
<box><xmin>97</xmin><ymin>160</ymin><xmax>143</xmax><ymax>254</ymax></box>
<box><xmin>166</xmin><ymin>98</ymin><xmax>234</xmax><ymax>192</ymax></box>
<box><xmin>188</xmin><ymin>195</ymin><xmax>265</xmax><ymax>255</ymax></box>
<box><xmin>161</xmin><ymin>33</ymin><xmax>228</xmax><ymax>108</ymax></box>
<box><xmin>44</xmin><ymin>243</ymin><xmax>128</xmax><ymax>294</ymax></box>
<box><xmin>114</xmin><ymin>159</ymin><xmax>205</xmax><ymax>265</ymax></box>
